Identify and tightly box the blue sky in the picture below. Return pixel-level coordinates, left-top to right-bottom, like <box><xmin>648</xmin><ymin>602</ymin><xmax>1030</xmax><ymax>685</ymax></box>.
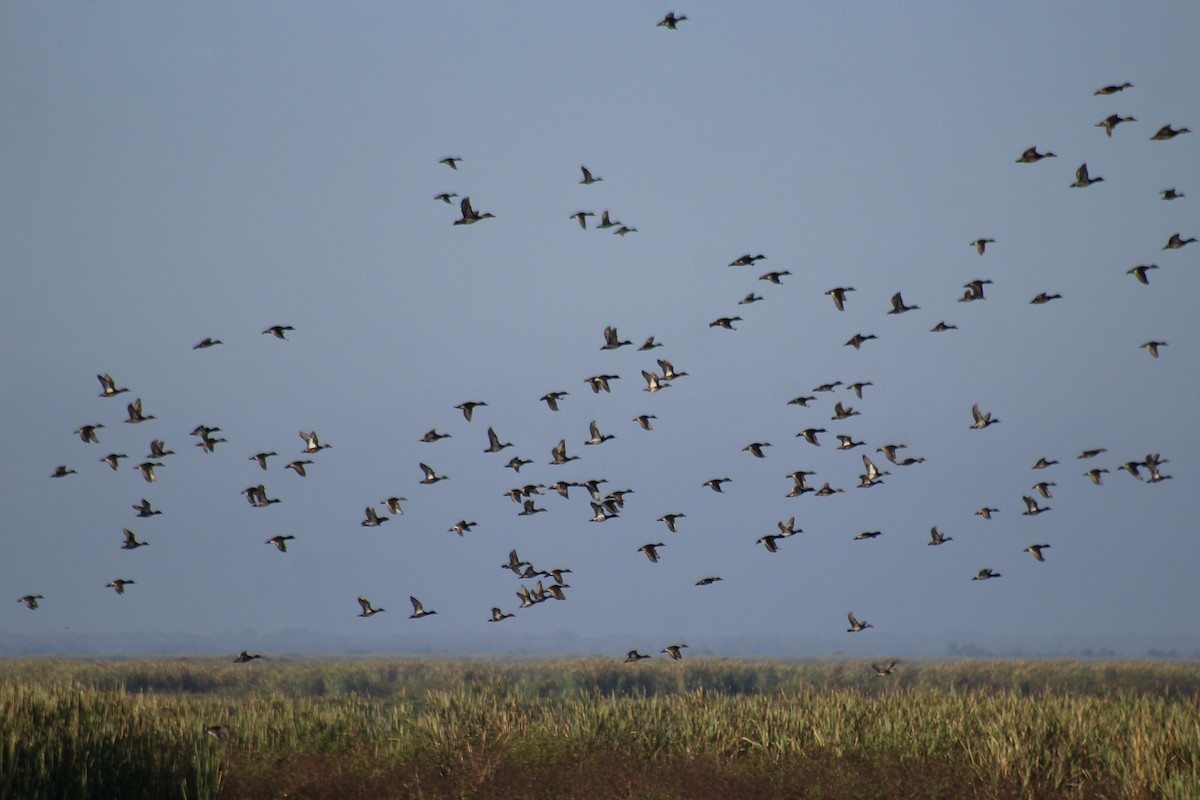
<box><xmin>2</xmin><ymin>2</ymin><xmax>1197</xmax><ymax>654</ymax></box>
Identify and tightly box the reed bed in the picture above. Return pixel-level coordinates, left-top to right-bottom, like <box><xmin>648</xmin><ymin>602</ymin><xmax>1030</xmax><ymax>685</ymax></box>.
<box><xmin>1</xmin><ymin>658</ymin><xmax>1197</xmax><ymax>799</ymax></box>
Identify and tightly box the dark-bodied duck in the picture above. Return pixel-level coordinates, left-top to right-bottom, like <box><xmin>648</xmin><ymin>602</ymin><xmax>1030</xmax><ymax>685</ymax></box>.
<box><xmin>124</xmin><ymin>398</ymin><xmax>155</xmax><ymax>424</ymax></box>
<box><xmin>970</xmin><ymin>238</ymin><xmax>995</xmax><ymax>255</ymax></box>
<box><xmin>1126</xmin><ymin>264</ymin><xmax>1158</xmax><ymax>284</ymax></box>
<box><xmin>193</xmin><ymin>337</ymin><xmax>222</xmax><ymax>349</ymax></box>
<box><xmin>760</xmin><ymin>270</ymin><xmax>791</xmax><ymax>284</ymax></box>
<box><xmin>1070</xmin><ymin>163</ymin><xmax>1103</xmax><ymax>187</ymax></box>
<box><xmin>928</xmin><ymin>526</ymin><xmax>952</xmax><ymax>545</ymax></box>
<box><xmin>889</xmin><ymin>292</ymin><xmax>918</xmax><ymax>313</ymax></box>
<box><xmin>299</xmin><ymin>431</ymin><xmax>331</xmax><ymax>453</ymax></box>
<box><xmin>1094</xmin><ymin>82</ymin><xmax>1132</xmax><ymax>95</ymax></box>
<box><xmin>148</xmin><ymin>440</ymin><xmax>174</xmax><ymax>458</ymax></box>
<box><xmin>484</xmin><ymin>427</ymin><xmax>512</xmax><ymax>453</ymax></box>
<box><xmin>419</xmin><ymin>463</ymin><xmax>447</xmax><ymax>484</ymax></box>
<box><xmin>19</xmin><ymin>595</ymin><xmax>44</xmax><ymax>609</ymax></box>
<box><xmin>657</xmin><ymin>12</ymin><xmax>687</xmax><ymax>29</ymax></box>
<box><xmin>455</xmin><ymin>401</ymin><xmax>487</xmax><ymax>421</ymax></box>
<box><xmin>1141</xmin><ymin>340</ymin><xmax>1167</xmax><ymax>358</ymax></box>
<box><xmin>584</xmin><ymin>374</ymin><xmax>619</xmax><ymax>393</ymax></box>
<box><xmin>579</xmin><ymin>165</ymin><xmax>603</xmax><ymax>184</ymax></box>
<box><xmin>357</xmin><ymin>596</ymin><xmax>384</xmax><ymax>617</ymax></box>
<box><xmin>101</xmin><ymin>453</ymin><xmax>128</xmax><ymax>470</ymax></box>
<box><xmin>1161</xmin><ymin>188</ymin><xmax>1184</xmax><ymax>200</ymax></box>
<box><xmin>1016</xmin><ymin>146</ymin><xmax>1056</xmax><ymax>163</ymax></box>
<box><xmin>1151</xmin><ymin>125</ymin><xmax>1190</xmax><ymax>141</ymax></box>
<box><xmin>106</xmin><ymin>578</ymin><xmax>135</xmax><ymax>595</ymax></box>
<box><xmin>133</xmin><ymin>461</ymin><xmax>164</xmax><ymax>483</ymax></box>
<box><xmin>285</xmin><ymin>459</ymin><xmax>314</xmax><ymax>476</ymax></box>
<box><xmin>1022</xmin><ymin>495</ymin><xmax>1050</xmax><ymax>515</ymax></box>
<box><xmin>1163</xmin><ymin>233</ymin><xmax>1196</xmax><ymax>250</ymax></box>
<box><xmin>75</xmin><ymin>424</ymin><xmax>104</xmax><ymax>443</ymax></box>
<box><xmin>972</xmin><ymin>568</ymin><xmax>1001</xmax><ymax>581</ymax></box>
<box><xmin>638</xmin><ymin>543</ymin><xmax>665</xmax><ymax>563</ymax></box>
<box><xmin>845</xmin><ymin>333</ymin><xmax>878</xmax><ymax>350</ymax></box>
<box><xmin>133</xmin><ymin>498</ymin><xmax>162</xmax><ymax>518</ymax></box>
<box><xmin>361</xmin><ymin>507</ymin><xmax>388</xmax><ymax>527</ymax></box>
<box><xmin>250</xmin><ymin>452</ymin><xmax>276</xmax><ymax>470</ymax></box>
<box><xmin>1096</xmin><ymin>114</ymin><xmax>1135</xmax><ymax>136</ymax></box>
<box><xmin>262</xmin><ymin>325</ymin><xmax>294</xmax><ymax>340</ymax></box>
<box><xmin>729</xmin><ymin>254</ymin><xmax>766</xmax><ymax>267</ymax></box>
<box><xmin>847</xmin><ymin>612</ymin><xmax>873</xmax><ymax>632</ymax></box>
<box><xmin>453</xmin><ymin>196</ymin><xmax>494</xmax><ymax>225</ymax></box>
<box><xmin>122</xmin><ymin>528</ymin><xmax>149</xmax><ymax>549</ymax></box>
<box><xmin>1024</xmin><ymin>544</ymin><xmax>1051</xmax><ymax>562</ymax></box>
<box><xmin>97</xmin><ymin>373</ymin><xmax>129</xmax><ymax>398</ymax></box>
<box><xmin>743</xmin><ymin>441</ymin><xmax>771</xmax><ymax>458</ymax></box>
<box><xmin>51</xmin><ymin>465</ymin><xmax>76</xmax><ymax>478</ymax></box>
<box><xmin>970</xmin><ymin>404</ymin><xmax>999</xmax><ymax>429</ymax></box>
<box><xmin>409</xmin><ymin>596</ymin><xmax>437</xmax><ymax>619</ymax></box>
<box><xmin>265</xmin><ymin>535</ymin><xmax>295</xmax><ymax>552</ymax></box>
<box><xmin>584</xmin><ymin>420</ymin><xmax>615</xmax><ymax>446</ymax></box>
<box><xmin>602</xmin><ymin>325</ymin><xmax>632</xmax><ymax>350</ymax></box>
<box><xmin>825</xmin><ymin>287</ymin><xmax>855</xmax><ymax>311</ymax></box>
<box><xmin>540</xmin><ymin>391</ymin><xmax>568</xmax><ymax>411</ymax></box>
<box><xmin>662</xmin><ymin>644</ymin><xmax>688</xmax><ymax>660</ymax></box>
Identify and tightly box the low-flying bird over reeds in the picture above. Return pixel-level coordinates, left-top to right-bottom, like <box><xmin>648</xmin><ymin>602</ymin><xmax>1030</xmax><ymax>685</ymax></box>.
<box><xmin>847</xmin><ymin>612</ymin><xmax>873</xmax><ymax>632</ymax></box>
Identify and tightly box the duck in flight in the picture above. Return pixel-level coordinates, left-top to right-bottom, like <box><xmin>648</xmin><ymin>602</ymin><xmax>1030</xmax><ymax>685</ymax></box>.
<box><xmin>97</xmin><ymin>373</ymin><xmax>129</xmax><ymax>398</ymax></box>
<box><xmin>454</xmin><ymin>196</ymin><xmax>495</xmax><ymax>225</ymax></box>
<box><xmin>357</xmin><ymin>596</ymin><xmax>385</xmax><ymax>617</ymax></box>
<box><xmin>1016</xmin><ymin>146</ymin><xmax>1056</xmax><ymax>163</ymax></box>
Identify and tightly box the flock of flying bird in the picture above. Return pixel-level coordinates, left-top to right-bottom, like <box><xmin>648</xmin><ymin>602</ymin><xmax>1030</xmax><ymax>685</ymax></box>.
<box><xmin>16</xmin><ymin>12</ymin><xmax>1194</xmax><ymax>674</ymax></box>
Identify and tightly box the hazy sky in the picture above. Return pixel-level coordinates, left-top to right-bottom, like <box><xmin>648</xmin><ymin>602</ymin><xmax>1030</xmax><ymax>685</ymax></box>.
<box><xmin>2</xmin><ymin>2</ymin><xmax>1197</xmax><ymax>654</ymax></box>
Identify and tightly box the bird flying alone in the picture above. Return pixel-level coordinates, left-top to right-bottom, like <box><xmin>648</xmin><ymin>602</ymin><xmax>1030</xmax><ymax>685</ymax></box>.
<box><xmin>847</xmin><ymin>612</ymin><xmax>873</xmax><ymax>632</ymax></box>
<box><xmin>657</xmin><ymin>12</ymin><xmax>687</xmax><ymax>29</ymax></box>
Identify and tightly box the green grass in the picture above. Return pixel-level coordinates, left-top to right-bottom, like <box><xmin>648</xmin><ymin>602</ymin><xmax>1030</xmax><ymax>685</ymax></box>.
<box><xmin>1</xmin><ymin>658</ymin><xmax>1198</xmax><ymax>799</ymax></box>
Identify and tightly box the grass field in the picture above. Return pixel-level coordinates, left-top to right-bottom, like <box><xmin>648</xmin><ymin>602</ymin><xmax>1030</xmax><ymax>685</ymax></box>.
<box><xmin>1</xmin><ymin>657</ymin><xmax>1198</xmax><ymax>799</ymax></box>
